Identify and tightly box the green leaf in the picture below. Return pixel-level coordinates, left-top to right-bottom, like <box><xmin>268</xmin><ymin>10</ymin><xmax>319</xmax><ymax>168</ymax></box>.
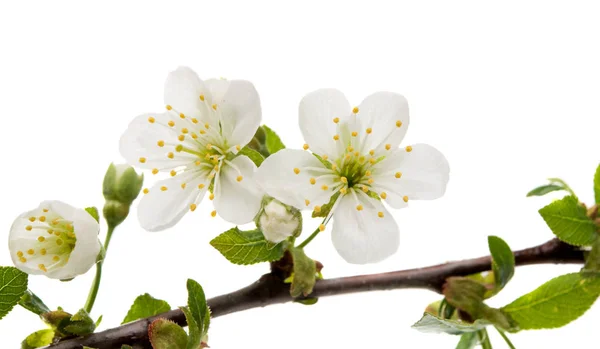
<box><xmin>526</xmin><ymin>184</ymin><xmax>565</xmax><ymax>197</ymax></box>
<box><xmin>262</xmin><ymin>125</ymin><xmax>286</xmax><ymax>154</ymax></box>
<box><xmin>210</xmin><ymin>227</ymin><xmax>286</xmax><ymax>265</ymax></box>
<box><xmin>538</xmin><ymin>195</ymin><xmax>597</xmax><ymax>246</ymax></box>
<box><xmin>488</xmin><ymin>236</ymin><xmax>515</xmax><ymax>292</ymax></box>
<box><xmin>19</xmin><ymin>290</ymin><xmax>50</xmax><ymax>315</ymax></box>
<box><xmin>85</xmin><ymin>207</ymin><xmax>100</xmax><ymax>223</ymax></box>
<box><xmin>0</xmin><ymin>266</ymin><xmax>28</xmax><ymax>320</ymax></box>
<box><xmin>312</xmin><ymin>192</ymin><xmax>340</xmax><ymax>218</ymax></box>
<box><xmin>122</xmin><ymin>293</ymin><xmax>171</xmax><ymax>324</ymax></box>
<box><xmin>502</xmin><ymin>272</ymin><xmax>600</xmax><ymax>330</ymax></box>
<box><xmin>22</xmin><ymin>329</ymin><xmax>54</xmax><ymax>348</ymax></box>
<box><xmin>289</xmin><ymin>247</ymin><xmax>317</xmax><ymax>297</ymax></box>
<box><xmin>456</xmin><ymin>332</ymin><xmax>479</xmax><ymax>349</ymax></box>
<box><xmin>63</xmin><ymin>308</ymin><xmax>96</xmax><ymax>336</ymax></box>
<box><xmin>182</xmin><ymin>307</ymin><xmax>202</xmax><ymax>349</ymax></box>
<box><xmin>312</xmin><ymin>153</ymin><xmax>332</xmax><ymax>170</ymax></box>
<box><xmin>595</xmin><ymin>164</ymin><xmax>600</xmax><ymax>204</ymax></box>
<box><xmin>412</xmin><ymin>313</ymin><xmax>490</xmax><ymax>335</ymax></box>
<box><xmin>186</xmin><ymin>279</ymin><xmax>210</xmax><ymax>338</ymax></box>
<box><xmin>237</xmin><ymin>146</ymin><xmax>264</xmax><ymax>167</ymax></box>
<box><xmin>148</xmin><ymin>318</ymin><xmax>188</xmax><ymax>349</ymax></box>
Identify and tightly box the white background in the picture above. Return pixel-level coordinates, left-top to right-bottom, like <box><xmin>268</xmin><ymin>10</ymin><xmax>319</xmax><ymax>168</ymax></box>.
<box><xmin>1</xmin><ymin>1</ymin><xmax>599</xmax><ymax>348</ymax></box>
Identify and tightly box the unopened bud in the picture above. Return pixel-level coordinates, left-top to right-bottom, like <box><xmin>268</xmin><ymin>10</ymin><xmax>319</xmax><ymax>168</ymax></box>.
<box><xmin>103</xmin><ymin>163</ymin><xmax>144</xmax><ymax>206</ymax></box>
<box><xmin>256</xmin><ymin>197</ymin><xmax>302</xmax><ymax>243</ymax></box>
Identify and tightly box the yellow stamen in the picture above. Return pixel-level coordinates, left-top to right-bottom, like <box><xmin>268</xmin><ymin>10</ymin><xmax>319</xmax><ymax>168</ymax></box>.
<box><xmin>39</xmin><ymin>216</ymin><xmax>46</xmax><ymax>222</ymax></box>
<box><xmin>321</xmin><ymin>185</ymin><xmax>329</xmax><ymax>190</ymax></box>
<box><xmin>198</xmin><ymin>184</ymin><xmax>205</xmax><ymax>189</ymax></box>
<box><xmin>236</xmin><ymin>176</ymin><xmax>243</xmax><ymax>182</ymax></box>
<box><xmin>181</xmin><ymin>128</ymin><xmax>189</xmax><ymax>134</ymax></box>
<box><xmin>40</xmin><ymin>249</ymin><xmax>47</xmax><ymax>256</ymax></box>
<box><xmin>347</xmin><ymin>146</ymin><xmax>354</xmax><ymax>152</ymax></box>
<box><xmin>27</xmin><ymin>249</ymin><xmax>34</xmax><ymax>255</ymax></box>
<box><xmin>209</xmin><ymin>193</ymin><xmax>215</xmax><ymax>200</ymax></box>
<box><xmin>319</xmin><ymin>224</ymin><xmax>325</xmax><ymax>232</ymax></box>
<box><xmin>211</xmin><ymin>210</ymin><xmax>217</xmax><ymax>217</ymax></box>
<box><xmin>160</xmin><ymin>186</ymin><xmax>168</xmax><ymax>191</ymax></box>
<box><xmin>405</xmin><ymin>146</ymin><xmax>413</xmax><ymax>152</ymax></box>
<box><xmin>403</xmin><ymin>196</ymin><xmax>409</xmax><ymax>202</ymax></box>
<box><xmin>205</xmin><ymin>123</ymin><xmax>210</xmax><ymax>129</ymax></box>
<box><xmin>305</xmin><ymin>199</ymin><xmax>310</xmax><ymax>206</ymax></box>
<box><xmin>175</xmin><ymin>144</ymin><xmax>183</xmax><ymax>152</ymax></box>
<box><xmin>157</xmin><ymin>140</ymin><xmax>165</xmax><ymax>147</ymax></box>
<box><xmin>152</xmin><ymin>168</ymin><xmax>159</xmax><ymax>175</ymax></box>
<box><xmin>179</xmin><ymin>113</ymin><xmax>185</xmax><ymax>119</ymax></box>
<box><xmin>181</xmin><ymin>183</ymin><xmax>187</xmax><ymax>189</ymax></box>
<box><xmin>166</xmin><ymin>105</ymin><xmax>173</xmax><ymax>110</ymax></box>
<box><xmin>236</xmin><ymin>145</ymin><xmax>241</xmax><ymax>151</ymax></box>
<box><xmin>39</xmin><ymin>264</ymin><xmax>47</xmax><ymax>272</ymax></box>
<box><xmin>362</xmin><ymin>186</ymin><xmax>369</xmax><ymax>193</ymax></box>
<box><xmin>385</xmin><ymin>144</ymin><xmax>391</xmax><ymax>150</ymax></box>
<box><xmin>368</xmin><ymin>178</ymin><xmax>374</xmax><ymax>184</ymax></box>
<box><xmin>29</xmin><ymin>217</ymin><xmax>36</xmax><ymax>222</ymax></box>
<box><xmin>148</xmin><ymin>116</ymin><xmax>155</xmax><ymax>123</ymax></box>
<box><xmin>340</xmin><ymin>187</ymin><xmax>347</xmax><ymax>194</ymax></box>
<box><xmin>178</xmin><ymin>135</ymin><xmax>185</xmax><ymax>141</ymax></box>
<box><xmin>340</xmin><ymin>177</ymin><xmax>348</xmax><ymax>183</ymax></box>
<box><xmin>378</xmin><ymin>211</ymin><xmax>384</xmax><ymax>218</ymax></box>
<box><xmin>139</xmin><ymin>157</ymin><xmax>146</xmax><ymax>163</ymax></box>
<box><xmin>369</xmin><ymin>158</ymin><xmax>376</xmax><ymax>164</ymax></box>
<box><xmin>53</xmin><ymin>255</ymin><xmax>60</xmax><ymax>262</ymax></box>
<box><xmin>303</xmin><ymin>144</ymin><xmax>309</xmax><ymax>150</ymax></box>
<box><xmin>356</xmin><ymin>205</ymin><xmax>363</xmax><ymax>211</ymax></box>
<box><xmin>212</xmin><ymin>104</ymin><xmax>217</xmax><ymax>110</ymax></box>
<box><xmin>396</xmin><ymin>120</ymin><xmax>402</xmax><ymax>127</ymax></box>
<box><xmin>143</xmin><ymin>188</ymin><xmax>149</xmax><ymax>194</ymax></box>
<box><xmin>351</xmin><ymin>131</ymin><xmax>358</xmax><ymax>137</ymax></box>
<box><xmin>365</xmin><ymin>170</ymin><xmax>372</xmax><ymax>176</ymax></box>
<box><xmin>191</xmin><ymin>133</ymin><xmax>198</xmax><ymax>139</ymax></box>
<box><xmin>314</xmin><ymin>205</ymin><xmax>321</xmax><ymax>213</ymax></box>
<box><xmin>369</xmin><ymin>149</ymin><xmax>375</xmax><ymax>156</ymax></box>
<box><xmin>380</xmin><ymin>192</ymin><xmax>387</xmax><ymax>199</ymax></box>
<box><xmin>395</xmin><ymin>172</ymin><xmax>402</xmax><ymax>179</ymax></box>
<box><xmin>168</xmin><ymin>152</ymin><xmax>174</xmax><ymax>159</ymax></box>
<box><xmin>170</xmin><ymin>170</ymin><xmax>177</xmax><ymax>177</ymax></box>
<box><xmin>333</xmin><ymin>134</ymin><xmax>340</xmax><ymax>141</ymax></box>
<box><xmin>322</xmin><ymin>155</ymin><xmax>328</xmax><ymax>160</ymax></box>
<box><xmin>19</xmin><ymin>257</ymin><xmax>27</xmax><ymax>263</ymax></box>
<box><xmin>353</xmin><ymin>107</ymin><xmax>359</xmax><ymax>114</ymax></box>
<box><xmin>43</xmin><ymin>209</ymin><xmax>49</xmax><ymax>213</ymax></box>
<box><xmin>37</xmin><ymin>236</ymin><xmax>45</xmax><ymax>242</ymax></box>
<box><xmin>294</xmin><ymin>168</ymin><xmax>301</xmax><ymax>174</ymax></box>
<box><xmin>26</xmin><ymin>225</ymin><xmax>32</xmax><ymax>231</ymax></box>
<box><xmin>168</xmin><ymin>120</ymin><xmax>175</xmax><ymax>127</ymax></box>
<box><xmin>333</xmin><ymin>117</ymin><xmax>340</xmax><ymax>123</ymax></box>
<box><xmin>17</xmin><ymin>251</ymin><xmax>23</xmax><ymax>257</ymax></box>
<box><xmin>191</xmin><ymin>118</ymin><xmax>198</xmax><ymax>124</ymax></box>
<box><xmin>309</xmin><ymin>178</ymin><xmax>316</xmax><ymax>185</ymax></box>
<box><xmin>199</xmin><ymin>94</ymin><xmax>205</xmax><ymax>101</ymax></box>
<box><xmin>366</xmin><ymin>128</ymin><xmax>372</xmax><ymax>134</ymax></box>
<box><xmin>190</xmin><ymin>204</ymin><xmax>197</xmax><ymax>212</ymax></box>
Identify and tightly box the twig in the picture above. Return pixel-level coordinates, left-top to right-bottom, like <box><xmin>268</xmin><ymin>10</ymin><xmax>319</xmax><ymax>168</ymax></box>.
<box><xmin>48</xmin><ymin>238</ymin><xmax>584</xmax><ymax>349</ymax></box>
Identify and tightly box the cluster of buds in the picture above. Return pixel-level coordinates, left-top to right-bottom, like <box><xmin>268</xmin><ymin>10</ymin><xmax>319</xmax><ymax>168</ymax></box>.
<box><xmin>102</xmin><ymin>163</ymin><xmax>144</xmax><ymax>228</ymax></box>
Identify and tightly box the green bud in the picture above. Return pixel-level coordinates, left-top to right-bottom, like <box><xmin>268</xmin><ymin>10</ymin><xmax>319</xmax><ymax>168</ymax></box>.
<box><xmin>103</xmin><ymin>163</ymin><xmax>144</xmax><ymax>205</ymax></box>
<box><xmin>255</xmin><ymin>196</ymin><xmax>302</xmax><ymax>243</ymax></box>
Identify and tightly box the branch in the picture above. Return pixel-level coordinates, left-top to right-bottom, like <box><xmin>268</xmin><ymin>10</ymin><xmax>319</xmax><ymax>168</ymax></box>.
<box><xmin>49</xmin><ymin>238</ymin><xmax>583</xmax><ymax>349</ymax></box>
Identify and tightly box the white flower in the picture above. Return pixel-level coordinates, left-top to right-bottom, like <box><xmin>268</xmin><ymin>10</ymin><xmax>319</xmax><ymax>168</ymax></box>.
<box><xmin>120</xmin><ymin>67</ymin><xmax>264</xmax><ymax>231</ymax></box>
<box><xmin>257</xmin><ymin>199</ymin><xmax>301</xmax><ymax>243</ymax></box>
<box><xmin>9</xmin><ymin>201</ymin><xmax>101</xmax><ymax>279</ymax></box>
<box><xmin>256</xmin><ymin>89</ymin><xmax>450</xmax><ymax>264</ymax></box>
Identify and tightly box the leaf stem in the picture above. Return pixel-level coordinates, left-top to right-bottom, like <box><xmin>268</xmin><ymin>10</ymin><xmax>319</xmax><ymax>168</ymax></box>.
<box><xmin>495</xmin><ymin>327</ymin><xmax>516</xmax><ymax>349</ymax></box>
<box><xmin>84</xmin><ymin>226</ymin><xmax>115</xmax><ymax>313</ymax></box>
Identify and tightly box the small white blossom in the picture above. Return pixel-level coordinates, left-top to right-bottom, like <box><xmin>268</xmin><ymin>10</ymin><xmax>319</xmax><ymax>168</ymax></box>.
<box><xmin>120</xmin><ymin>67</ymin><xmax>263</xmax><ymax>231</ymax></box>
<box><xmin>258</xmin><ymin>199</ymin><xmax>301</xmax><ymax>243</ymax></box>
<box><xmin>256</xmin><ymin>89</ymin><xmax>449</xmax><ymax>264</ymax></box>
<box><xmin>9</xmin><ymin>201</ymin><xmax>101</xmax><ymax>279</ymax></box>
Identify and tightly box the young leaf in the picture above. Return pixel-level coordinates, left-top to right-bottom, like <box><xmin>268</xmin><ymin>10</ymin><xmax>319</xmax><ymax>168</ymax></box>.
<box><xmin>595</xmin><ymin>164</ymin><xmax>600</xmax><ymax>204</ymax></box>
<box><xmin>122</xmin><ymin>293</ymin><xmax>171</xmax><ymax>324</ymax></box>
<box><xmin>411</xmin><ymin>313</ymin><xmax>489</xmax><ymax>335</ymax></box>
<box><xmin>456</xmin><ymin>332</ymin><xmax>479</xmax><ymax>349</ymax></box>
<box><xmin>19</xmin><ymin>290</ymin><xmax>50</xmax><ymax>315</ymax></box>
<box><xmin>148</xmin><ymin>318</ymin><xmax>188</xmax><ymax>349</ymax></box>
<box><xmin>22</xmin><ymin>329</ymin><xmax>54</xmax><ymax>348</ymax></box>
<box><xmin>85</xmin><ymin>207</ymin><xmax>100</xmax><ymax>223</ymax></box>
<box><xmin>262</xmin><ymin>125</ymin><xmax>285</xmax><ymax>154</ymax></box>
<box><xmin>526</xmin><ymin>184</ymin><xmax>565</xmax><ymax>197</ymax></box>
<box><xmin>237</xmin><ymin>146</ymin><xmax>264</xmax><ymax>167</ymax></box>
<box><xmin>63</xmin><ymin>309</ymin><xmax>96</xmax><ymax>336</ymax></box>
<box><xmin>0</xmin><ymin>266</ymin><xmax>28</xmax><ymax>320</ymax></box>
<box><xmin>538</xmin><ymin>195</ymin><xmax>597</xmax><ymax>246</ymax></box>
<box><xmin>502</xmin><ymin>272</ymin><xmax>600</xmax><ymax>330</ymax></box>
<box><xmin>186</xmin><ymin>279</ymin><xmax>210</xmax><ymax>338</ymax></box>
<box><xmin>210</xmin><ymin>228</ymin><xmax>286</xmax><ymax>265</ymax></box>
<box><xmin>182</xmin><ymin>307</ymin><xmax>202</xmax><ymax>349</ymax></box>
<box><xmin>488</xmin><ymin>236</ymin><xmax>515</xmax><ymax>292</ymax></box>
<box><xmin>289</xmin><ymin>247</ymin><xmax>317</xmax><ymax>297</ymax></box>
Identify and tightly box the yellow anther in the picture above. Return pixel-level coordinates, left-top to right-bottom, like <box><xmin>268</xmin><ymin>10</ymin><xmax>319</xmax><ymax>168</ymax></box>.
<box><xmin>331</xmin><ymin>164</ymin><xmax>338</xmax><ymax>170</ymax></box>
<box><xmin>207</xmin><ymin>144</ymin><xmax>213</xmax><ymax>149</ymax></box>
<box><xmin>209</xmin><ymin>193</ymin><xmax>215</xmax><ymax>200</ymax></box>
<box><xmin>319</xmin><ymin>224</ymin><xmax>325</xmax><ymax>232</ymax></box>
<box><xmin>205</xmin><ymin>123</ymin><xmax>210</xmax><ymax>129</ymax></box>
<box><xmin>354</xmin><ymin>151</ymin><xmax>359</xmax><ymax>157</ymax></box>
<box><xmin>209</xmin><ymin>173</ymin><xmax>215</xmax><ymax>179</ymax></box>
<box><xmin>190</xmin><ymin>204</ymin><xmax>197</xmax><ymax>212</ymax></box>
<box><xmin>322</xmin><ymin>155</ymin><xmax>328</xmax><ymax>160</ymax></box>
<box><xmin>369</xmin><ymin>158</ymin><xmax>376</xmax><ymax>164</ymax></box>
<box><xmin>152</xmin><ymin>168</ymin><xmax>159</xmax><ymax>175</ymax></box>
<box><xmin>26</xmin><ymin>225</ymin><xmax>32</xmax><ymax>231</ymax></box>
<box><xmin>143</xmin><ymin>188</ymin><xmax>149</xmax><ymax>194</ymax></box>
<box><xmin>293</xmin><ymin>168</ymin><xmax>301</xmax><ymax>175</ymax></box>
<box><xmin>17</xmin><ymin>251</ymin><xmax>23</xmax><ymax>257</ymax></box>
<box><xmin>378</xmin><ymin>211</ymin><xmax>384</xmax><ymax>218</ymax></box>
<box><xmin>160</xmin><ymin>186</ymin><xmax>168</xmax><ymax>191</ymax></box>
<box><xmin>368</xmin><ymin>178</ymin><xmax>374</xmax><ymax>184</ymax></box>
<box><xmin>40</xmin><ymin>248</ymin><xmax>47</xmax><ymax>256</ymax></box>
<box><xmin>19</xmin><ymin>257</ymin><xmax>27</xmax><ymax>263</ymax></box>
<box><xmin>198</xmin><ymin>184</ymin><xmax>205</xmax><ymax>189</ymax></box>
<box><xmin>385</xmin><ymin>144</ymin><xmax>391</xmax><ymax>150</ymax></box>
<box><xmin>351</xmin><ymin>131</ymin><xmax>358</xmax><ymax>137</ymax></box>
<box><xmin>340</xmin><ymin>177</ymin><xmax>348</xmax><ymax>183</ymax></box>
<box><xmin>403</xmin><ymin>196</ymin><xmax>409</xmax><ymax>202</ymax></box>
<box><xmin>380</xmin><ymin>192</ymin><xmax>387</xmax><ymax>199</ymax></box>
<box><xmin>340</xmin><ymin>187</ymin><xmax>347</xmax><ymax>194</ymax></box>
<box><xmin>314</xmin><ymin>205</ymin><xmax>321</xmax><ymax>213</ymax></box>
<box><xmin>214</xmin><ymin>164</ymin><xmax>219</xmax><ymax>171</ymax></box>
<box><xmin>405</xmin><ymin>146</ymin><xmax>413</xmax><ymax>152</ymax></box>
<box><xmin>347</xmin><ymin>146</ymin><xmax>354</xmax><ymax>152</ymax></box>
<box><xmin>396</xmin><ymin>120</ymin><xmax>402</xmax><ymax>127</ymax></box>
<box><xmin>175</xmin><ymin>144</ymin><xmax>183</xmax><ymax>152</ymax></box>
<box><xmin>170</xmin><ymin>170</ymin><xmax>177</xmax><ymax>177</ymax></box>
<box><xmin>181</xmin><ymin>183</ymin><xmax>187</xmax><ymax>189</ymax></box>
<box><xmin>191</xmin><ymin>118</ymin><xmax>198</xmax><ymax>124</ymax></box>
<box><xmin>43</xmin><ymin>209</ymin><xmax>49</xmax><ymax>213</ymax></box>
<box><xmin>195</xmin><ymin>161</ymin><xmax>201</xmax><ymax>167</ymax></box>
<box><xmin>191</xmin><ymin>133</ymin><xmax>198</xmax><ymax>139</ymax></box>
<box><xmin>395</xmin><ymin>172</ymin><xmax>402</xmax><ymax>179</ymax></box>
<box><xmin>366</xmin><ymin>128</ymin><xmax>372</xmax><ymax>134</ymax></box>
<box><xmin>333</xmin><ymin>134</ymin><xmax>340</xmax><ymax>141</ymax></box>
<box><xmin>353</xmin><ymin>107</ymin><xmax>359</xmax><ymax>114</ymax></box>
<box><xmin>148</xmin><ymin>116</ymin><xmax>155</xmax><ymax>123</ymax></box>
<box><xmin>39</xmin><ymin>216</ymin><xmax>46</xmax><ymax>222</ymax></box>
<box><xmin>236</xmin><ymin>145</ymin><xmax>241</xmax><ymax>151</ymax></box>
<box><xmin>333</xmin><ymin>117</ymin><xmax>340</xmax><ymax>123</ymax></box>
<box><xmin>139</xmin><ymin>157</ymin><xmax>147</xmax><ymax>163</ymax></box>
<box><xmin>53</xmin><ymin>255</ymin><xmax>60</xmax><ymax>262</ymax></box>
<box><xmin>166</xmin><ymin>105</ymin><xmax>173</xmax><ymax>110</ymax></box>
<box><xmin>321</xmin><ymin>185</ymin><xmax>329</xmax><ymax>191</ymax></box>
<box><xmin>303</xmin><ymin>143</ymin><xmax>309</xmax><ymax>150</ymax></box>
<box><xmin>200</xmin><ymin>129</ymin><xmax>206</xmax><ymax>135</ymax></box>
<box><xmin>55</xmin><ymin>231</ymin><xmax>61</xmax><ymax>236</ymax></box>
<box><xmin>178</xmin><ymin>135</ymin><xmax>185</xmax><ymax>141</ymax></box>
<box><xmin>157</xmin><ymin>140</ymin><xmax>165</xmax><ymax>147</ymax></box>
<box><xmin>211</xmin><ymin>210</ymin><xmax>217</xmax><ymax>217</ymax></box>
<box><xmin>27</xmin><ymin>249</ymin><xmax>34</xmax><ymax>255</ymax></box>
<box><xmin>212</xmin><ymin>104</ymin><xmax>217</xmax><ymax>110</ymax></box>
<box><xmin>369</xmin><ymin>149</ymin><xmax>375</xmax><ymax>156</ymax></box>
<box><xmin>199</xmin><ymin>94</ymin><xmax>205</xmax><ymax>101</ymax></box>
<box><xmin>345</xmin><ymin>154</ymin><xmax>351</xmax><ymax>160</ymax></box>
<box><xmin>309</xmin><ymin>178</ymin><xmax>316</xmax><ymax>185</ymax></box>
<box><xmin>305</xmin><ymin>199</ymin><xmax>310</xmax><ymax>206</ymax></box>
<box><xmin>179</xmin><ymin>113</ymin><xmax>185</xmax><ymax>119</ymax></box>
<box><xmin>236</xmin><ymin>175</ymin><xmax>243</xmax><ymax>182</ymax></box>
<box><xmin>365</xmin><ymin>170</ymin><xmax>372</xmax><ymax>176</ymax></box>
<box><xmin>168</xmin><ymin>120</ymin><xmax>175</xmax><ymax>127</ymax></box>
<box><xmin>37</xmin><ymin>236</ymin><xmax>45</xmax><ymax>242</ymax></box>
<box><xmin>356</xmin><ymin>204</ymin><xmax>364</xmax><ymax>211</ymax></box>
<box><xmin>362</xmin><ymin>186</ymin><xmax>369</xmax><ymax>193</ymax></box>
<box><xmin>67</xmin><ymin>232</ymin><xmax>75</xmax><ymax>238</ymax></box>
<box><xmin>29</xmin><ymin>217</ymin><xmax>36</xmax><ymax>222</ymax></box>
<box><xmin>39</xmin><ymin>264</ymin><xmax>47</xmax><ymax>272</ymax></box>
<box><xmin>182</xmin><ymin>128</ymin><xmax>189</xmax><ymax>134</ymax></box>
<box><xmin>47</xmin><ymin>229</ymin><xmax>53</xmax><ymax>235</ymax></box>
<box><xmin>168</xmin><ymin>152</ymin><xmax>174</xmax><ymax>159</ymax></box>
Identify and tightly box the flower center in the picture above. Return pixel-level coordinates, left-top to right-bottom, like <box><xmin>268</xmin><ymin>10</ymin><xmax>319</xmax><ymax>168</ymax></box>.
<box><xmin>17</xmin><ymin>209</ymin><xmax>77</xmax><ymax>273</ymax></box>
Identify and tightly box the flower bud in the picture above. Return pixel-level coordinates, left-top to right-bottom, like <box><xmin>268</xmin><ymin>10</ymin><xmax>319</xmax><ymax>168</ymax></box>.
<box><xmin>102</xmin><ymin>164</ymin><xmax>143</xmax><ymax>228</ymax></box>
<box><xmin>256</xmin><ymin>197</ymin><xmax>302</xmax><ymax>243</ymax></box>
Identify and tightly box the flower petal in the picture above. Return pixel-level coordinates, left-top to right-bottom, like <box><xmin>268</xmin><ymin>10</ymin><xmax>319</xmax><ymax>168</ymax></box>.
<box><xmin>205</xmin><ymin>79</ymin><xmax>261</xmax><ymax>147</ymax></box>
<box><xmin>119</xmin><ymin>112</ymin><xmax>198</xmax><ymax>170</ymax></box>
<box><xmin>164</xmin><ymin>66</ymin><xmax>209</xmax><ymax>119</ymax></box>
<box><xmin>331</xmin><ymin>192</ymin><xmax>399</xmax><ymax>264</ymax></box>
<box><xmin>137</xmin><ymin>175</ymin><xmax>208</xmax><ymax>232</ymax></box>
<box><xmin>372</xmin><ymin>144</ymin><xmax>450</xmax><ymax>208</ymax></box>
<box><xmin>299</xmin><ymin>89</ymin><xmax>351</xmax><ymax>158</ymax></box>
<box><xmin>255</xmin><ymin>148</ymin><xmax>337</xmax><ymax>210</ymax></box>
<box><xmin>357</xmin><ymin>92</ymin><xmax>410</xmax><ymax>151</ymax></box>
<box><xmin>213</xmin><ymin>155</ymin><xmax>263</xmax><ymax>224</ymax></box>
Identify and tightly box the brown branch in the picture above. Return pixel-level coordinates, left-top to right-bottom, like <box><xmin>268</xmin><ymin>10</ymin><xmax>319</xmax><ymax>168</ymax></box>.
<box><xmin>49</xmin><ymin>238</ymin><xmax>584</xmax><ymax>349</ymax></box>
